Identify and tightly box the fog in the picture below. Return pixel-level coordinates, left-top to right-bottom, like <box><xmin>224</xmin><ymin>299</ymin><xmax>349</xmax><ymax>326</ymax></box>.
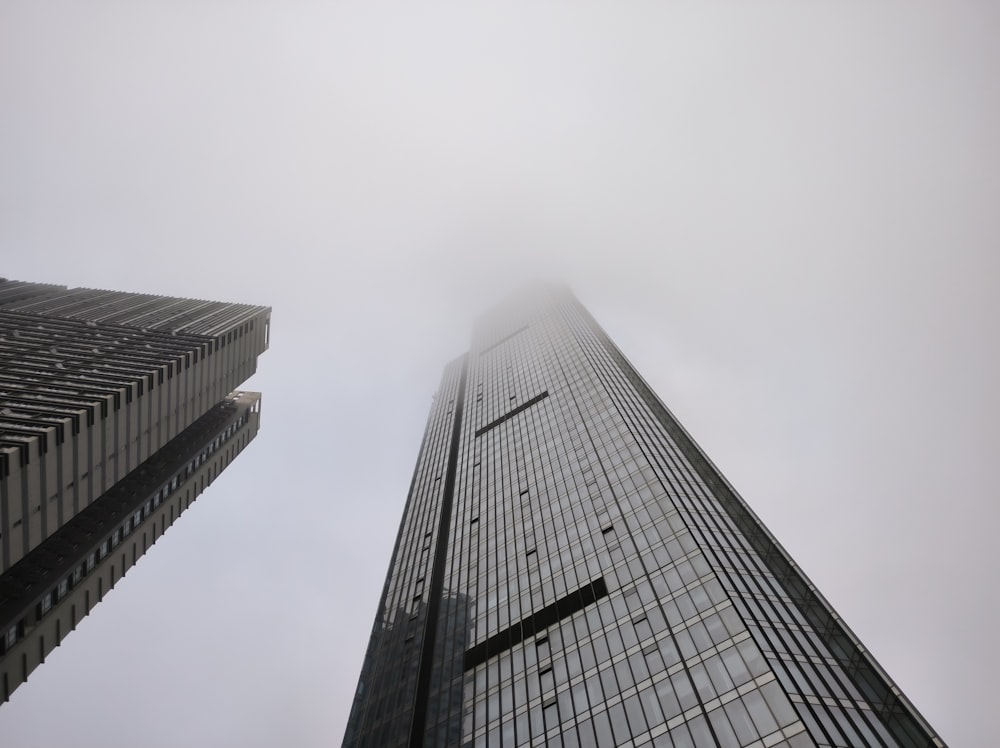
<box><xmin>1</xmin><ymin>2</ymin><xmax>997</xmax><ymax>745</ymax></box>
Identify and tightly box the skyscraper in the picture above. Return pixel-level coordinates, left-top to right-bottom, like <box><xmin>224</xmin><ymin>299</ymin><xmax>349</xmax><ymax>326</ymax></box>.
<box><xmin>0</xmin><ymin>278</ymin><xmax>269</xmax><ymax>703</ymax></box>
<box><xmin>344</xmin><ymin>288</ymin><xmax>945</xmax><ymax>748</ymax></box>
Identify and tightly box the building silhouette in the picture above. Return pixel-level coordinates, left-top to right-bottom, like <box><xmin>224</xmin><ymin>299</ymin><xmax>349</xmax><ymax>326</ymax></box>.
<box><xmin>345</xmin><ymin>288</ymin><xmax>944</xmax><ymax>748</ymax></box>
<box><xmin>0</xmin><ymin>279</ymin><xmax>269</xmax><ymax>703</ymax></box>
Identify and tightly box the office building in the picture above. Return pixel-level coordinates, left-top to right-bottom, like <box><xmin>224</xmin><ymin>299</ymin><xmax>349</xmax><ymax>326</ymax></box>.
<box><xmin>344</xmin><ymin>287</ymin><xmax>944</xmax><ymax>747</ymax></box>
<box><xmin>0</xmin><ymin>278</ymin><xmax>269</xmax><ymax>702</ymax></box>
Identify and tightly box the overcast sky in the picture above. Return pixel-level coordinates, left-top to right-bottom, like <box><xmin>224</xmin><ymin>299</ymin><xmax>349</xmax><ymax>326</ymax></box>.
<box><xmin>1</xmin><ymin>2</ymin><xmax>997</xmax><ymax>746</ymax></box>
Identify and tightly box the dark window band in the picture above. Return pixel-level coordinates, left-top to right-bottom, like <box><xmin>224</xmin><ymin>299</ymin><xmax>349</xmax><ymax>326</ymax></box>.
<box><xmin>475</xmin><ymin>392</ymin><xmax>549</xmax><ymax>437</ymax></box>
<box><xmin>464</xmin><ymin>577</ymin><xmax>608</xmax><ymax>671</ymax></box>
<box><xmin>408</xmin><ymin>360</ymin><xmax>468</xmax><ymax>748</ymax></box>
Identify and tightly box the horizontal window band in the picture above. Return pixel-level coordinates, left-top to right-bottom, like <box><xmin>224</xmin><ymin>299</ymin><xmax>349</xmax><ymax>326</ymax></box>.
<box><xmin>463</xmin><ymin>577</ymin><xmax>608</xmax><ymax>671</ymax></box>
<box><xmin>474</xmin><ymin>392</ymin><xmax>550</xmax><ymax>437</ymax></box>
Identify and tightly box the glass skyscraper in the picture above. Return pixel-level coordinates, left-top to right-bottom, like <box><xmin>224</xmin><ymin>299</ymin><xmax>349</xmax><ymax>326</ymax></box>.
<box><xmin>0</xmin><ymin>279</ymin><xmax>269</xmax><ymax>703</ymax></box>
<box><xmin>344</xmin><ymin>287</ymin><xmax>944</xmax><ymax>748</ymax></box>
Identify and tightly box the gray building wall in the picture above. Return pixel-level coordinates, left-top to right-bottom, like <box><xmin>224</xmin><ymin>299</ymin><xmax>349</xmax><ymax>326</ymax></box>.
<box><xmin>0</xmin><ymin>278</ymin><xmax>269</xmax><ymax>705</ymax></box>
<box><xmin>0</xmin><ymin>280</ymin><xmax>270</xmax><ymax>571</ymax></box>
<box><xmin>0</xmin><ymin>391</ymin><xmax>261</xmax><ymax>703</ymax></box>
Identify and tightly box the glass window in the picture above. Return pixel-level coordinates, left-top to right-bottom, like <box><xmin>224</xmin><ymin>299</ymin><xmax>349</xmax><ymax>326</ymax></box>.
<box><xmin>585</xmin><ymin>673</ymin><xmax>604</xmax><ymax>706</ymax></box>
<box><xmin>623</xmin><ymin>693</ymin><xmax>647</xmax><ymax>736</ymax></box>
<box><xmin>760</xmin><ymin>681</ymin><xmax>799</xmax><ymax>728</ymax></box>
<box><xmin>719</xmin><ymin>644</ymin><xmax>752</xmax><ymax>686</ymax></box>
<box><xmin>592</xmin><ymin>635</ymin><xmax>610</xmax><ymax>664</ymax></box>
<box><xmin>689</xmin><ymin>662</ymin><xmax>715</xmax><ymax>700</ymax></box>
<box><xmin>598</xmin><ymin>666</ymin><xmax>618</xmax><ymax>699</ymax></box>
<box><xmin>688</xmin><ymin>620</ymin><xmax>714</xmax><ymax>654</ymax></box>
<box><xmin>654</xmin><ymin>677</ymin><xmax>681</xmax><ymax>721</ymax></box>
<box><xmin>704</xmin><ymin>654</ymin><xmax>735</xmax><ymax>695</ymax></box>
<box><xmin>592</xmin><ymin>711</ymin><xmax>613</xmax><ymax>745</ymax></box>
<box><xmin>737</xmin><ymin>639</ymin><xmax>769</xmax><ymax>678</ymax></box>
<box><xmin>703</xmin><ymin>612</ymin><xmax>729</xmax><ymax>645</ymax></box>
<box><xmin>671</xmin><ymin>672</ymin><xmax>699</xmax><ymax>713</ymax></box>
<box><xmin>627</xmin><ymin>650</ymin><xmax>649</xmax><ymax>683</ymax></box>
<box><xmin>613</xmin><ymin>657</ymin><xmax>635</xmax><ymax>692</ymax></box>
<box><xmin>744</xmin><ymin>688</ymin><xmax>780</xmax><ymax>736</ymax></box>
<box><xmin>607</xmin><ymin>702</ymin><xmax>630</xmax><ymax>744</ymax></box>
<box><xmin>539</xmin><ymin>666</ymin><xmax>554</xmax><ymax>693</ymax></box>
<box><xmin>576</xmin><ymin>718</ymin><xmax>596</xmax><ymax>748</ymax></box>
<box><xmin>638</xmin><ymin>684</ymin><xmax>664</xmax><ymax>729</ymax></box>
<box><xmin>689</xmin><ymin>584</ymin><xmax>712</xmax><ymax>612</ymax></box>
<box><xmin>708</xmin><ymin>707</ymin><xmax>741</xmax><ymax>748</ymax></box>
<box><xmin>724</xmin><ymin>697</ymin><xmax>759</xmax><ymax>744</ymax></box>
<box><xmin>668</xmin><ymin>723</ymin><xmax>695</xmax><ymax>748</ymax></box>
<box><xmin>675</xmin><ymin>628</ymin><xmax>698</xmax><ymax>659</ymax></box>
<box><xmin>633</xmin><ymin>615</ymin><xmax>652</xmax><ymax>642</ymax></box>
<box><xmin>565</xmin><ymin>647</ymin><xmax>583</xmax><ymax>679</ymax></box>
<box><xmin>542</xmin><ymin>698</ymin><xmax>559</xmax><ymax>731</ymax></box>
<box><xmin>686</xmin><ymin>715</ymin><xmax>715</xmax><ymax>746</ymax></box>
<box><xmin>528</xmin><ymin>704</ymin><xmax>544</xmax><ymax>739</ymax></box>
<box><xmin>571</xmin><ymin>681</ymin><xmax>590</xmax><ymax>715</ymax></box>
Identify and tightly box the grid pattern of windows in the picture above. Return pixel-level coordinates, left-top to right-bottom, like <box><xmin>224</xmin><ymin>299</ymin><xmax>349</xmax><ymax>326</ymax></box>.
<box><xmin>344</xmin><ymin>290</ymin><xmax>945</xmax><ymax>748</ymax></box>
<box><xmin>0</xmin><ymin>394</ymin><xmax>259</xmax><ymax>666</ymax></box>
<box><xmin>343</xmin><ymin>359</ymin><xmax>466</xmax><ymax>748</ymax></box>
<box><xmin>0</xmin><ymin>279</ymin><xmax>271</xmax><ymax>575</ymax></box>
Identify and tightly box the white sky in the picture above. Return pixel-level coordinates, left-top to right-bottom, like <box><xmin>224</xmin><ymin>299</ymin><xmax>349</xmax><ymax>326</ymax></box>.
<box><xmin>1</xmin><ymin>2</ymin><xmax>997</xmax><ymax>745</ymax></box>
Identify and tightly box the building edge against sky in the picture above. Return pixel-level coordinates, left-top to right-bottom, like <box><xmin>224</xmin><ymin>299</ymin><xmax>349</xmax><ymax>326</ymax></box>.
<box><xmin>344</xmin><ymin>286</ymin><xmax>945</xmax><ymax>748</ymax></box>
<box><xmin>0</xmin><ymin>279</ymin><xmax>269</xmax><ymax>703</ymax></box>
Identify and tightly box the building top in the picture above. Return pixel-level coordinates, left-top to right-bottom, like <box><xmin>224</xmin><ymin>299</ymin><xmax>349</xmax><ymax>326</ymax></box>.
<box><xmin>0</xmin><ymin>279</ymin><xmax>270</xmax><ymax>339</ymax></box>
<box><xmin>470</xmin><ymin>283</ymin><xmax>573</xmax><ymax>352</ymax></box>
<box><xmin>0</xmin><ymin>278</ymin><xmax>270</xmax><ymax>573</ymax></box>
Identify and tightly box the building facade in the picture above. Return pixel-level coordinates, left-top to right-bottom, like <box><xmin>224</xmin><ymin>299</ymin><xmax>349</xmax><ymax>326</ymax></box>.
<box><xmin>0</xmin><ymin>279</ymin><xmax>269</xmax><ymax>702</ymax></box>
<box><xmin>344</xmin><ymin>288</ymin><xmax>944</xmax><ymax>748</ymax></box>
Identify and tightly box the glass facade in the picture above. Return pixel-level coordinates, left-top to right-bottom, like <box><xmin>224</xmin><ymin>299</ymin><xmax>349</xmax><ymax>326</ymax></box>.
<box><xmin>345</xmin><ymin>288</ymin><xmax>945</xmax><ymax>748</ymax></box>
